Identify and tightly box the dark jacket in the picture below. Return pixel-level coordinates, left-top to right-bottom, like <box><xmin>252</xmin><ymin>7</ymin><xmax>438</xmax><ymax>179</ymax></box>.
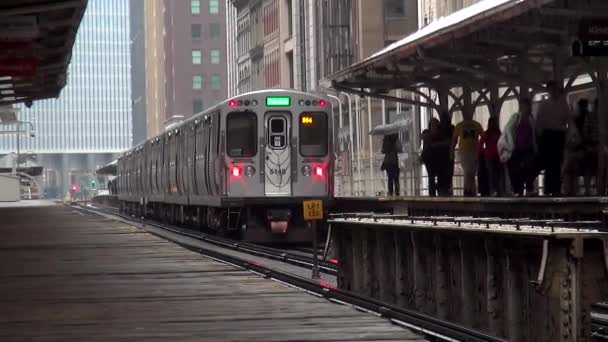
<box><xmin>382</xmin><ymin>137</ymin><xmax>402</xmax><ymax>169</ymax></box>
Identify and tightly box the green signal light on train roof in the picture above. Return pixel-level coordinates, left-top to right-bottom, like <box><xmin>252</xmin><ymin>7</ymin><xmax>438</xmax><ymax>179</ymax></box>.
<box><xmin>266</xmin><ymin>96</ymin><xmax>291</xmax><ymax>107</ymax></box>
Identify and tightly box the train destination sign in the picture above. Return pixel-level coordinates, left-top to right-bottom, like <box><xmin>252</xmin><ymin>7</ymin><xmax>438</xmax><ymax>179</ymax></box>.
<box><xmin>266</xmin><ymin>96</ymin><xmax>291</xmax><ymax>107</ymax></box>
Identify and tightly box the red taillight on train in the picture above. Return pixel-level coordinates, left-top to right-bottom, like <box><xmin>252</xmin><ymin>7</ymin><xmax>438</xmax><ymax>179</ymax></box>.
<box><xmin>228</xmin><ymin>100</ymin><xmax>237</xmax><ymax>108</ymax></box>
<box><xmin>232</xmin><ymin>166</ymin><xmax>241</xmax><ymax>177</ymax></box>
<box><xmin>315</xmin><ymin>166</ymin><xmax>323</xmax><ymax>177</ymax></box>
<box><xmin>319</xmin><ymin>99</ymin><xmax>327</xmax><ymax>107</ymax></box>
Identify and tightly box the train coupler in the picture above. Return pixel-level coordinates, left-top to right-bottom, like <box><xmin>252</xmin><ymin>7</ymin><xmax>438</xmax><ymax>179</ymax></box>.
<box><xmin>267</xmin><ymin>209</ymin><xmax>291</xmax><ymax>234</ymax></box>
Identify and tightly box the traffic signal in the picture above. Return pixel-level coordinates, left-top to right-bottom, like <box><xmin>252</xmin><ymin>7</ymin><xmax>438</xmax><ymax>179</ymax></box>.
<box><xmin>91</xmin><ymin>180</ymin><xmax>96</xmax><ymax>188</ymax></box>
<box><xmin>71</xmin><ymin>184</ymin><xmax>78</xmax><ymax>192</ymax></box>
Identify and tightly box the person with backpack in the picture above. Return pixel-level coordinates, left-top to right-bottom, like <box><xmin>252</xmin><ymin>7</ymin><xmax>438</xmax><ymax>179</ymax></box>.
<box><xmin>499</xmin><ymin>98</ymin><xmax>538</xmax><ymax>196</ymax></box>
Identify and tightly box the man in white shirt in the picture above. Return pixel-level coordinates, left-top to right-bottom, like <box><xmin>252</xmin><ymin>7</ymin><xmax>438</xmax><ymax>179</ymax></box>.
<box><xmin>535</xmin><ymin>80</ymin><xmax>571</xmax><ymax>196</ymax></box>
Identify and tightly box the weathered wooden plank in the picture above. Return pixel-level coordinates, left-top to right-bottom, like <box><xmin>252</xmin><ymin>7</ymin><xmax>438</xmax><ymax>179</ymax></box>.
<box><xmin>0</xmin><ymin>206</ymin><xmax>424</xmax><ymax>341</ymax></box>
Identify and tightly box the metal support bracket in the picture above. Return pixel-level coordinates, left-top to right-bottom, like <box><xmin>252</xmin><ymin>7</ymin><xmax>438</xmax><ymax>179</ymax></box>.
<box><xmin>531</xmin><ymin>239</ymin><xmax>549</xmax><ymax>292</ymax></box>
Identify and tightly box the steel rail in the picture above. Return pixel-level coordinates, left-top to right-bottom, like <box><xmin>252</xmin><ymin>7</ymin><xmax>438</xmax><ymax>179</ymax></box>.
<box><xmin>73</xmin><ymin>204</ymin><xmax>506</xmax><ymax>342</ymax></box>
<box><xmin>76</xmin><ymin>204</ymin><xmax>338</xmax><ymax>275</ymax></box>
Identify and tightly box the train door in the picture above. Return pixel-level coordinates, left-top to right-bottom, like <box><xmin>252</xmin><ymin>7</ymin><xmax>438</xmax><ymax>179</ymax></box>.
<box><xmin>264</xmin><ymin>113</ymin><xmax>291</xmax><ymax>196</ymax></box>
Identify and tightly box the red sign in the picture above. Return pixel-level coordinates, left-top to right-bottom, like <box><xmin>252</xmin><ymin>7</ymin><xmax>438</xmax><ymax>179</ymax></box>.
<box><xmin>0</xmin><ymin>41</ymin><xmax>33</xmax><ymax>50</ymax></box>
<box><xmin>0</xmin><ymin>57</ymin><xmax>38</xmax><ymax>77</ymax></box>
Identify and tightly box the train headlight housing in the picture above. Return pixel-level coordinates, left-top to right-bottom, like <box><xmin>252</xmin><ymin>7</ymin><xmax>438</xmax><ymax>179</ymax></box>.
<box><xmin>245</xmin><ymin>166</ymin><xmax>256</xmax><ymax>177</ymax></box>
<box><xmin>301</xmin><ymin>166</ymin><xmax>311</xmax><ymax>176</ymax></box>
<box><xmin>315</xmin><ymin>166</ymin><xmax>324</xmax><ymax>177</ymax></box>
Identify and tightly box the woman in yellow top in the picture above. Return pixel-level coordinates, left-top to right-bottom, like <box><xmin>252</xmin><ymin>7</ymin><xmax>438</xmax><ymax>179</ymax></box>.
<box><xmin>451</xmin><ymin>112</ymin><xmax>483</xmax><ymax>197</ymax></box>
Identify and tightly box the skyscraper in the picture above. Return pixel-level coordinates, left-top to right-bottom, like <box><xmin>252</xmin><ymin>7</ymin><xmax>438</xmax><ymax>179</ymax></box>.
<box><xmin>143</xmin><ymin>0</ymin><xmax>228</xmax><ymax>137</ymax></box>
<box><xmin>0</xmin><ymin>0</ymin><xmax>132</xmax><ymax>197</ymax></box>
<box><xmin>130</xmin><ymin>0</ymin><xmax>147</xmax><ymax>145</ymax></box>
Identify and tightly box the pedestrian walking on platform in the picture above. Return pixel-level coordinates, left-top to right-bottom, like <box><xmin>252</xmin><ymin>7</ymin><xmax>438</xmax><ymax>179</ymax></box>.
<box><xmin>479</xmin><ymin>116</ymin><xmax>502</xmax><ymax>196</ymax></box>
<box><xmin>452</xmin><ymin>111</ymin><xmax>483</xmax><ymax>196</ymax></box>
<box><xmin>381</xmin><ymin>134</ymin><xmax>402</xmax><ymax>196</ymax></box>
<box><xmin>500</xmin><ymin>98</ymin><xmax>538</xmax><ymax>197</ymax></box>
<box><xmin>536</xmin><ymin>80</ymin><xmax>571</xmax><ymax>196</ymax></box>
<box><xmin>421</xmin><ymin>118</ymin><xmax>444</xmax><ymax>196</ymax></box>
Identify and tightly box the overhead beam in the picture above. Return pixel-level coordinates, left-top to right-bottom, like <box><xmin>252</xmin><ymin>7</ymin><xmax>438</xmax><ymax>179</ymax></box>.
<box><xmin>540</xmin><ymin>7</ymin><xmax>608</xmax><ymax>19</ymax></box>
<box><xmin>423</xmin><ymin>56</ymin><xmax>546</xmax><ymax>93</ymax></box>
<box><xmin>332</xmin><ymin>83</ymin><xmax>439</xmax><ymax>110</ymax></box>
<box><xmin>0</xmin><ymin>1</ymin><xmax>84</xmax><ymax>17</ymax></box>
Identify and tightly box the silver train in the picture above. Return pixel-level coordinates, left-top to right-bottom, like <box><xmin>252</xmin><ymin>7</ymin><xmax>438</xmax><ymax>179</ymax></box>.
<box><xmin>116</xmin><ymin>89</ymin><xmax>333</xmax><ymax>243</ymax></box>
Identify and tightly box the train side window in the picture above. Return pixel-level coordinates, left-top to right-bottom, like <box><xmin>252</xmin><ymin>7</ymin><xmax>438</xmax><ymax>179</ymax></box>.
<box><xmin>299</xmin><ymin>112</ymin><xmax>328</xmax><ymax>157</ymax></box>
<box><xmin>226</xmin><ymin>111</ymin><xmax>257</xmax><ymax>157</ymax></box>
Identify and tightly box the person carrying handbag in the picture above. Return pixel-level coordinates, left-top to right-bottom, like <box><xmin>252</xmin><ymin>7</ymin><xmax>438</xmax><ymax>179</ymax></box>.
<box><xmin>499</xmin><ymin>98</ymin><xmax>538</xmax><ymax>197</ymax></box>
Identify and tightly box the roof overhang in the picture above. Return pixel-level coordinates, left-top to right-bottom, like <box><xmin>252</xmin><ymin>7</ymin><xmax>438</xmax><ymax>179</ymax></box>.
<box><xmin>326</xmin><ymin>0</ymin><xmax>608</xmax><ymax>108</ymax></box>
<box><xmin>0</xmin><ymin>0</ymin><xmax>88</xmax><ymax>106</ymax></box>
<box><xmin>96</xmin><ymin>159</ymin><xmax>117</xmax><ymax>176</ymax></box>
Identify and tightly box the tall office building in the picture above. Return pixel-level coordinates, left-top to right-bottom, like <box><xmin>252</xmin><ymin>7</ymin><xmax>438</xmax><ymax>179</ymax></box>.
<box><xmin>224</xmin><ymin>0</ymin><xmax>418</xmax><ymax>196</ymax></box>
<box><xmin>0</xmin><ymin>0</ymin><xmax>132</xmax><ymax>198</ymax></box>
<box><xmin>228</xmin><ymin>0</ymin><xmax>311</xmax><ymax>94</ymax></box>
<box><xmin>226</xmin><ymin>1</ymin><xmax>239</xmax><ymax>98</ymax></box>
<box><xmin>130</xmin><ymin>0</ymin><xmax>147</xmax><ymax>145</ymax></box>
<box><xmin>143</xmin><ymin>0</ymin><xmax>228</xmax><ymax>138</ymax></box>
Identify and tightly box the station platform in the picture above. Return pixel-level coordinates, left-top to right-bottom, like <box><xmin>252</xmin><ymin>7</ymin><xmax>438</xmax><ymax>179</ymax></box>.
<box><xmin>334</xmin><ymin>196</ymin><xmax>608</xmax><ymax>220</ymax></box>
<box><xmin>0</xmin><ymin>203</ymin><xmax>423</xmax><ymax>341</ymax></box>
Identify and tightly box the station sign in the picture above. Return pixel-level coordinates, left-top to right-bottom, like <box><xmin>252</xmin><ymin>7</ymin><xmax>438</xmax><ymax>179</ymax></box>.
<box><xmin>574</xmin><ymin>18</ymin><xmax>608</xmax><ymax>57</ymax></box>
<box><xmin>0</xmin><ymin>57</ymin><xmax>38</xmax><ymax>77</ymax></box>
<box><xmin>0</xmin><ymin>16</ymin><xmax>38</xmax><ymax>42</ymax></box>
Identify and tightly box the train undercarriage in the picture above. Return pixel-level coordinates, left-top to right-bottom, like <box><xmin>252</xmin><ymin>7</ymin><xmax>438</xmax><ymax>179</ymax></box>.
<box><xmin>121</xmin><ymin>201</ymin><xmax>319</xmax><ymax>244</ymax></box>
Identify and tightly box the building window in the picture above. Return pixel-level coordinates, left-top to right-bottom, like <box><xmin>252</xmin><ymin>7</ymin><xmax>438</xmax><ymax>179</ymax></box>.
<box><xmin>384</xmin><ymin>0</ymin><xmax>405</xmax><ymax>17</ymax></box>
<box><xmin>191</xmin><ymin>0</ymin><xmax>201</xmax><ymax>14</ymax></box>
<box><xmin>210</xmin><ymin>49</ymin><xmax>220</xmax><ymax>64</ymax></box>
<box><xmin>209</xmin><ymin>0</ymin><xmax>219</xmax><ymax>14</ymax></box>
<box><xmin>211</xmin><ymin>74</ymin><xmax>221</xmax><ymax>90</ymax></box>
<box><xmin>193</xmin><ymin>99</ymin><xmax>203</xmax><ymax>114</ymax></box>
<box><xmin>209</xmin><ymin>23</ymin><xmax>220</xmax><ymax>40</ymax></box>
<box><xmin>191</xmin><ymin>24</ymin><xmax>201</xmax><ymax>39</ymax></box>
<box><xmin>192</xmin><ymin>50</ymin><xmax>201</xmax><ymax>64</ymax></box>
<box><xmin>192</xmin><ymin>75</ymin><xmax>203</xmax><ymax>90</ymax></box>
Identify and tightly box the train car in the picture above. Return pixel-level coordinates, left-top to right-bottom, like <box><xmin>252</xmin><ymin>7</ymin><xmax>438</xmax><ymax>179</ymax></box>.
<box><xmin>117</xmin><ymin>89</ymin><xmax>333</xmax><ymax>243</ymax></box>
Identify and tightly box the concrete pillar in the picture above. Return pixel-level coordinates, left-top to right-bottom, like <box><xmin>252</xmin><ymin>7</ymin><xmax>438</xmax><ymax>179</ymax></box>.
<box><xmin>485</xmin><ymin>238</ymin><xmax>504</xmax><ymax>337</ymax></box>
<box><xmin>434</xmin><ymin>234</ymin><xmax>449</xmax><ymax>319</ymax></box>
<box><xmin>506</xmin><ymin>248</ymin><xmax>525</xmax><ymax>342</ymax></box>
<box><xmin>411</xmin><ymin>231</ymin><xmax>427</xmax><ymax>311</ymax></box>
<box><xmin>462</xmin><ymin>86</ymin><xmax>473</xmax><ymax>120</ymax></box>
<box><xmin>460</xmin><ymin>237</ymin><xmax>475</xmax><ymax>327</ymax></box>
<box><xmin>487</xmin><ymin>84</ymin><xmax>502</xmax><ymax>119</ymax></box>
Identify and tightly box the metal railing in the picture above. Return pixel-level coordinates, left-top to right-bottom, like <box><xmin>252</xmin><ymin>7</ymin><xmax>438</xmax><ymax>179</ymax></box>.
<box><xmin>333</xmin><ymin>151</ymin><xmax>604</xmax><ymax>197</ymax></box>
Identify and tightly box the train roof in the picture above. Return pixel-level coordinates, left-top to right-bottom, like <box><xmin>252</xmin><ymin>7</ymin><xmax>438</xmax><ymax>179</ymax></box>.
<box><xmin>119</xmin><ymin>89</ymin><xmax>329</xmax><ymax>159</ymax></box>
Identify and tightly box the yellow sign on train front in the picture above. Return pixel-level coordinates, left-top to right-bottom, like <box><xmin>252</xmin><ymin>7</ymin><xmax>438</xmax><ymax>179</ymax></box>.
<box><xmin>303</xmin><ymin>200</ymin><xmax>323</xmax><ymax>221</ymax></box>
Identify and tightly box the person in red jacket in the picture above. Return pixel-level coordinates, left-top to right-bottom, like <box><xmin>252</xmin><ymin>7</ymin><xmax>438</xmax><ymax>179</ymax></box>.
<box><xmin>478</xmin><ymin>117</ymin><xmax>502</xmax><ymax>196</ymax></box>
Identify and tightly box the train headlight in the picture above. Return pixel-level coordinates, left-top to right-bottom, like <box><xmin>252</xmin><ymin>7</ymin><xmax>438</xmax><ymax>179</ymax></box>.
<box><xmin>245</xmin><ymin>165</ymin><xmax>256</xmax><ymax>177</ymax></box>
<box><xmin>301</xmin><ymin>166</ymin><xmax>311</xmax><ymax>176</ymax></box>
<box><xmin>315</xmin><ymin>166</ymin><xmax>324</xmax><ymax>177</ymax></box>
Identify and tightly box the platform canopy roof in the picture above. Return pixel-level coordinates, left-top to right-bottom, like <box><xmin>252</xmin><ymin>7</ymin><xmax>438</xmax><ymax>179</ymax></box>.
<box><xmin>96</xmin><ymin>160</ymin><xmax>117</xmax><ymax>176</ymax></box>
<box><xmin>324</xmin><ymin>0</ymin><xmax>608</xmax><ymax>110</ymax></box>
<box><xmin>0</xmin><ymin>0</ymin><xmax>88</xmax><ymax>106</ymax></box>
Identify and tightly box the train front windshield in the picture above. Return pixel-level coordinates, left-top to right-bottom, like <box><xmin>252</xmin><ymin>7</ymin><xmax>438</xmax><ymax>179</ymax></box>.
<box><xmin>299</xmin><ymin>112</ymin><xmax>328</xmax><ymax>157</ymax></box>
<box><xmin>227</xmin><ymin>112</ymin><xmax>257</xmax><ymax>158</ymax></box>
